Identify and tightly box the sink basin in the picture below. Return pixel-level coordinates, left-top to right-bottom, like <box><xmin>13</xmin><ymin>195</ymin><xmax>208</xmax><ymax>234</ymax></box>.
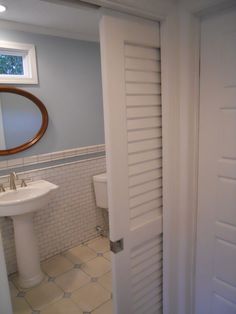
<box><xmin>0</xmin><ymin>180</ymin><xmax>58</xmax><ymax>288</ymax></box>
<box><xmin>0</xmin><ymin>180</ymin><xmax>58</xmax><ymax>216</ymax></box>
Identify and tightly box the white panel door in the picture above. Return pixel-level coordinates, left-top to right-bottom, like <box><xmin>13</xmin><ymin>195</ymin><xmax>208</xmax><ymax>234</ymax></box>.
<box><xmin>99</xmin><ymin>15</ymin><xmax>163</xmax><ymax>314</ymax></box>
<box><xmin>195</xmin><ymin>9</ymin><xmax>236</xmax><ymax>314</ymax></box>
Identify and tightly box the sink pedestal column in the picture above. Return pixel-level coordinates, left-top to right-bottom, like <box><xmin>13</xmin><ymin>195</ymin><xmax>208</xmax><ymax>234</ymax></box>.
<box><xmin>12</xmin><ymin>213</ymin><xmax>44</xmax><ymax>288</ymax></box>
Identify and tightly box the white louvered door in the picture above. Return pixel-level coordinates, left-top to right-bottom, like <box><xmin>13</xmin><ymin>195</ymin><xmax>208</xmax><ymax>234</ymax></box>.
<box><xmin>100</xmin><ymin>15</ymin><xmax>163</xmax><ymax>314</ymax></box>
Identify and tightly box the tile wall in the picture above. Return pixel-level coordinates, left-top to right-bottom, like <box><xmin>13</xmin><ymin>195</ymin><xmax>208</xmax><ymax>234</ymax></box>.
<box><xmin>0</xmin><ymin>145</ymin><xmax>106</xmax><ymax>274</ymax></box>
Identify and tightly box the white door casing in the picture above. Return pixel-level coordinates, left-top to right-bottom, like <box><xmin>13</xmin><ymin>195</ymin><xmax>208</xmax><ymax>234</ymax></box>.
<box><xmin>195</xmin><ymin>9</ymin><xmax>236</xmax><ymax>314</ymax></box>
<box><xmin>100</xmin><ymin>14</ymin><xmax>163</xmax><ymax>314</ymax></box>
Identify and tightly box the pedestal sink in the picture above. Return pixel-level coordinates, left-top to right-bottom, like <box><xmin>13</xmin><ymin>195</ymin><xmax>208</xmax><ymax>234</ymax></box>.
<box><xmin>0</xmin><ymin>180</ymin><xmax>58</xmax><ymax>288</ymax></box>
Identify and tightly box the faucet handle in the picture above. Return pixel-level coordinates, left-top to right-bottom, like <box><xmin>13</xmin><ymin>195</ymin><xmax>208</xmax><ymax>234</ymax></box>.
<box><xmin>20</xmin><ymin>178</ymin><xmax>32</xmax><ymax>187</ymax></box>
<box><xmin>21</xmin><ymin>179</ymin><xmax>27</xmax><ymax>187</ymax></box>
<box><xmin>0</xmin><ymin>184</ymin><xmax>5</xmax><ymax>192</ymax></box>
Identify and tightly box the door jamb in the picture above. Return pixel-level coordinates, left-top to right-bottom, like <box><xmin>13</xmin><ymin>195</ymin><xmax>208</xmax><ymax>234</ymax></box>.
<box><xmin>184</xmin><ymin>3</ymin><xmax>236</xmax><ymax>314</ymax></box>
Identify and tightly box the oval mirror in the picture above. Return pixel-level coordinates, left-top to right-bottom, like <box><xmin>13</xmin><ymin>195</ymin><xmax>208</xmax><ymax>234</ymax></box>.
<box><xmin>0</xmin><ymin>87</ymin><xmax>48</xmax><ymax>155</ymax></box>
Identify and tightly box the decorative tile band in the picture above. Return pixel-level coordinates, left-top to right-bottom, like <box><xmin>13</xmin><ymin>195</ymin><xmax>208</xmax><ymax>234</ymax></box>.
<box><xmin>0</xmin><ymin>152</ymin><xmax>106</xmax><ymax>180</ymax></box>
<box><xmin>0</xmin><ymin>144</ymin><xmax>105</xmax><ymax>171</ymax></box>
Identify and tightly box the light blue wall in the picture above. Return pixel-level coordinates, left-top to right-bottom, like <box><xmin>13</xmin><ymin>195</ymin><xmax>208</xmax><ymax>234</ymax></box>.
<box><xmin>0</xmin><ymin>29</ymin><xmax>104</xmax><ymax>160</ymax></box>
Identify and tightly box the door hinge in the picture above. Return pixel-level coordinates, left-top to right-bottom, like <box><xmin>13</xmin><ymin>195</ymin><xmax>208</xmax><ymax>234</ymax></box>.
<box><xmin>110</xmin><ymin>239</ymin><xmax>124</xmax><ymax>254</ymax></box>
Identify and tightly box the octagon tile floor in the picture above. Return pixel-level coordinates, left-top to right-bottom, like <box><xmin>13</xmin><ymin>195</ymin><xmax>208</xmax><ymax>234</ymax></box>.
<box><xmin>9</xmin><ymin>236</ymin><xmax>113</xmax><ymax>314</ymax></box>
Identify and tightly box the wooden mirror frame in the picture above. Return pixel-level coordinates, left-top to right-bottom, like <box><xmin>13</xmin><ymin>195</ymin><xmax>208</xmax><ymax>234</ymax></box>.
<box><xmin>0</xmin><ymin>86</ymin><xmax>48</xmax><ymax>156</ymax></box>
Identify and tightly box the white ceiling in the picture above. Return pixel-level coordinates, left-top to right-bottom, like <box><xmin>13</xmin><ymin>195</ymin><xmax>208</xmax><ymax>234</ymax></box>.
<box><xmin>0</xmin><ymin>0</ymin><xmax>100</xmax><ymax>41</ymax></box>
<box><xmin>1</xmin><ymin>0</ymin><xmax>231</xmax><ymax>42</ymax></box>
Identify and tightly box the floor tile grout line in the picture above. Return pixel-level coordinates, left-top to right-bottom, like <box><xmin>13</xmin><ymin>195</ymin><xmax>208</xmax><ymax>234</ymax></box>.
<box><xmin>62</xmin><ymin>250</ymin><xmax>97</xmax><ymax>265</ymax></box>
<box><xmin>27</xmin><ymin>281</ymin><xmax>65</xmax><ymax>313</ymax></box>
<box><xmin>50</xmin><ymin>235</ymin><xmax>110</xmax><ymax>266</ymax></box>
<box><xmin>10</xmin><ymin>235</ymin><xmax>112</xmax><ymax>314</ymax></box>
<box><xmin>53</xmin><ymin>270</ymin><xmax>93</xmax><ymax>297</ymax></box>
<box><xmin>67</xmin><ymin>280</ymin><xmax>111</xmax><ymax>314</ymax></box>
<box><xmin>68</xmin><ymin>295</ymin><xmax>86</xmax><ymax>313</ymax></box>
<box><xmin>96</xmin><ymin>279</ymin><xmax>113</xmax><ymax>294</ymax></box>
<box><xmin>40</xmin><ymin>235</ymin><xmax>104</xmax><ymax>271</ymax></box>
<box><xmin>90</xmin><ymin>297</ymin><xmax>113</xmax><ymax>313</ymax></box>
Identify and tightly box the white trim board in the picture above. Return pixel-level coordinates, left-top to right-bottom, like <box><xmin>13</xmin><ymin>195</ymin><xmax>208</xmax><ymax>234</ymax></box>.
<box><xmin>0</xmin><ymin>40</ymin><xmax>38</xmax><ymax>84</ymax></box>
<box><xmin>46</xmin><ymin>0</ymin><xmax>175</xmax><ymax>21</ymax></box>
<box><xmin>159</xmin><ymin>9</ymin><xmax>182</xmax><ymax>314</ymax></box>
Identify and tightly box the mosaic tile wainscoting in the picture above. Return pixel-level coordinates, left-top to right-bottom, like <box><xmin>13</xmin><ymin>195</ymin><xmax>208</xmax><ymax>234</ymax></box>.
<box><xmin>0</xmin><ymin>145</ymin><xmax>106</xmax><ymax>274</ymax></box>
<box><xmin>9</xmin><ymin>237</ymin><xmax>113</xmax><ymax>314</ymax></box>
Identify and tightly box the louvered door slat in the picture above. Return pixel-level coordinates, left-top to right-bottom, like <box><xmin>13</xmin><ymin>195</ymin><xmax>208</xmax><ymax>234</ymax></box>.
<box><xmin>128</xmin><ymin>138</ymin><xmax>162</xmax><ymax>154</ymax></box>
<box><xmin>132</xmin><ymin>267</ymin><xmax>162</xmax><ymax>287</ymax></box>
<box><xmin>130</xmin><ymin>189</ymin><xmax>162</xmax><ymax>209</ymax></box>
<box><xmin>125</xmin><ymin>58</ymin><xmax>161</xmax><ymax>72</ymax></box>
<box><xmin>129</xmin><ymin>168</ymin><xmax>162</xmax><ymax>187</ymax></box>
<box><xmin>129</xmin><ymin>178</ymin><xmax>162</xmax><ymax>197</ymax></box>
<box><xmin>125</xmin><ymin>45</ymin><xmax>160</xmax><ymax>60</ymax></box>
<box><xmin>127</xmin><ymin>106</ymin><xmax>161</xmax><ymax>119</ymax></box>
<box><xmin>131</xmin><ymin>235</ymin><xmax>162</xmax><ymax>257</ymax></box>
<box><xmin>131</xmin><ymin>244</ymin><xmax>162</xmax><ymax>267</ymax></box>
<box><xmin>133</xmin><ymin>273</ymin><xmax>162</xmax><ymax>294</ymax></box>
<box><xmin>128</xmin><ymin>148</ymin><xmax>162</xmax><ymax>165</ymax></box>
<box><xmin>132</xmin><ymin>272</ymin><xmax>162</xmax><ymax>294</ymax></box>
<box><xmin>126</xmin><ymin>95</ymin><xmax>161</xmax><ymax>107</ymax></box>
<box><xmin>126</xmin><ymin>70</ymin><xmax>161</xmax><ymax>83</ymax></box>
<box><xmin>126</xmin><ymin>83</ymin><xmax>161</xmax><ymax>95</ymax></box>
<box><xmin>133</xmin><ymin>281</ymin><xmax>162</xmax><ymax>304</ymax></box>
<box><xmin>129</xmin><ymin>159</ymin><xmax>161</xmax><ymax>176</ymax></box>
<box><xmin>133</xmin><ymin>290</ymin><xmax>162</xmax><ymax>312</ymax></box>
<box><xmin>136</xmin><ymin>300</ymin><xmax>162</xmax><ymax>314</ymax></box>
<box><xmin>128</xmin><ymin>127</ymin><xmax>162</xmax><ymax>142</ymax></box>
<box><xmin>130</xmin><ymin>200</ymin><xmax>162</xmax><ymax>221</ymax></box>
<box><xmin>127</xmin><ymin>116</ymin><xmax>162</xmax><ymax>130</ymax></box>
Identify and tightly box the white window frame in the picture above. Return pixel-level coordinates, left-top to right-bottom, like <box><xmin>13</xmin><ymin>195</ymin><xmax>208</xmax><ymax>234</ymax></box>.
<box><xmin>0</xmin><ymin>41</ymin><xmax>38</xmax><ymax>84</ymax></box>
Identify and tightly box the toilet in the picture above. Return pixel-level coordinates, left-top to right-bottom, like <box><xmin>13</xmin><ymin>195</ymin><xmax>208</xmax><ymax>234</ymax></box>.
<box><xmin>93</xmin><ymin>172</ymin><xmax>109</xmax><ymax>236</ymax></box>
<box><xmin>93</xmin><ymin>172</ymin><xmax>108</xmax><ymax>210</ymax></box>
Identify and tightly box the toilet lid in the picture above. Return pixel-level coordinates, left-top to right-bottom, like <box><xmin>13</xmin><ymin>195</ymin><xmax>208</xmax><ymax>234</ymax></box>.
<box><xmin>93</xmin><ymin>172</ymin><xmax>107</xmax><ymax>183</ymax></box>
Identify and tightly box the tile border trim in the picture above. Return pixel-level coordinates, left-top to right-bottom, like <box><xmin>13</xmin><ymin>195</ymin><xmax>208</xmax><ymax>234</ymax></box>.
<box><xmin>0</xmin><ymin>144</ymin><xmax>105</xmax><ymax>171</ymax></box>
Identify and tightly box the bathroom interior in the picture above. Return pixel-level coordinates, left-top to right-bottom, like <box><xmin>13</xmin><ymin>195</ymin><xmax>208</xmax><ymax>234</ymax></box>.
<box><xmin>2</xmin><ymin>1</ymin><xmax>234</xmax><ymax>314</ymax></box>
<box><xmin>0</xmin><ymin>1</ymin><xmax>114</xmax><ymax>313</ymax></box>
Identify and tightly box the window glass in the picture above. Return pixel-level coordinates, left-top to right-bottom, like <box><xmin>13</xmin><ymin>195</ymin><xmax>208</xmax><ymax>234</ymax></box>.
<box><xmin>0</xmin><ymin>41</ymin><xmax>38</xmax><ymax>84</ymax></box>
<box><xmin>0</xmin><ymin>54</ymin><xmax>24</xmax><ymax>75</ymax></box>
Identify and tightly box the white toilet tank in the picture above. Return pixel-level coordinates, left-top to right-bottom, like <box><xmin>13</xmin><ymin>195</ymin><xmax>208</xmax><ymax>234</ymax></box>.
<box><xmin>93</xmin><ymin>172</ymin><xmax>108</xmax><ymax>209</ymax></box>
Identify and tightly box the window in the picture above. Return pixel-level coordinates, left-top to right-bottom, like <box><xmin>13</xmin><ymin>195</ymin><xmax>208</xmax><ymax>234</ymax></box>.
<box><xmin>0</xmin><ymin>41</ymin><xmax>38</xmax><ymax>84</ymax></box>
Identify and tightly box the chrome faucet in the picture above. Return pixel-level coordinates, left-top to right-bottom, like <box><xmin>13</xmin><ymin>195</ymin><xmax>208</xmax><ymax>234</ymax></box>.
<box><xmin>9</xmin><ymin>172</ymin><xmax>17</xmax><ymax>190</ymax></box>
